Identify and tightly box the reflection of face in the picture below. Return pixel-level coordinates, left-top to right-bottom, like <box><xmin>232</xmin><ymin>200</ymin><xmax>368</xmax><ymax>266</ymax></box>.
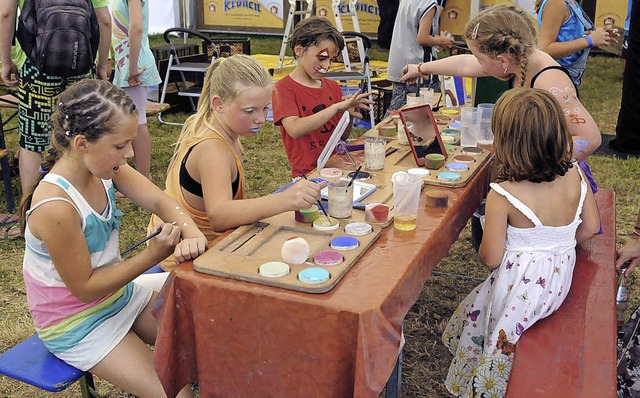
<box><xmin>604</xmin><ymin>17</ymin><xmax>615</xmax><ymax>25</ymax></box>
<box><xmin>209</xmin><ymin>4</ymin><xmax>214</xmax><ymax>12</ymax></box>
<box><xmin>85</xmin><ymin>114</ymin><xmax>137</xmax><ymax>179</ymax></box>
<box><xmin>319</xmin><ymin>8</ymin><xmax>327</xmax><ymax>16</ymax></box>
<box><xmin>295</xmin><ymin>40</ymin><xmax>339</xmax><ymax>79</ymax></box>
<box><xmin>467</xmin><ymin>40</ymin><xmax>509</xmax><ymax>80</ymax></box>
<box><xmin>219</xmin><ymin>85</ymin><xmax>273</xmax><ymax>137</ymax></box>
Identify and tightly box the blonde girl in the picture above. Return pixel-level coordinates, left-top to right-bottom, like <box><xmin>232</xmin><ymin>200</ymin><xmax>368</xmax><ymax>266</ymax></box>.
<box><xmin>20</xmin><ymin>79</ymin><xmax>206</xmax><ymax>397</ymax></box>
<box><xmin>401</xmin><ymin>4</ymin><xmax>602</xmax><ymax>185</ymax></box>
<box><xmin>150</xmin><ymin>54</ymin><xmax>326</xmax><ymax>270</ymax></box>
<box><xmin>442</xmin><ymin>88</ymin><xmax>600</xmax><ymax>397</ymax></box>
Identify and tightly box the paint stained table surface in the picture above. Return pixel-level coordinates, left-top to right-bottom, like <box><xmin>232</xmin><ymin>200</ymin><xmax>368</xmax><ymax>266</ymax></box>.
<box><xmin>153</xmin><ymin>142</ymin><xmax>492</xmax><ymax>398</ymax></box>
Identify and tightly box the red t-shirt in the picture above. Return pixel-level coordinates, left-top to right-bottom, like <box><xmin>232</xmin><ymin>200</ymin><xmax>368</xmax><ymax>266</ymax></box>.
<box><xmin>272</xmin><ymin>75</ymin><xmax>345</xmax><ymax>177</ymax></box>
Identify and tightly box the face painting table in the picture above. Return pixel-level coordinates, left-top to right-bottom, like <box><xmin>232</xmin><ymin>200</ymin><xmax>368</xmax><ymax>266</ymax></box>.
<box><xmin>152</xmin><ymin>137</ymin><xmax>492</xmax><ymax>398</ymax></box>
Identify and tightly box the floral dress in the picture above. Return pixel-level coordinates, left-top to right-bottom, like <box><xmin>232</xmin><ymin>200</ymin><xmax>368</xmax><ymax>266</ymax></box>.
<box><xmin>442</xmin><ymin>169</ymin><xmax>587</xmax><ymax>397</ymax></box>
<box><xmin>618</xmin><ymin>307</ymin><xmax>640</xmax><ymax>397</ymax></box>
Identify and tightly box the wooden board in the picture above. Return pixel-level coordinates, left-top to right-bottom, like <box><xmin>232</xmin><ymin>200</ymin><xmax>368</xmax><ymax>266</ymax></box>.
<box><xmin>193</xmin><ymin>211</ymin><xmax>382</xmax><ymax>293</ymax></box>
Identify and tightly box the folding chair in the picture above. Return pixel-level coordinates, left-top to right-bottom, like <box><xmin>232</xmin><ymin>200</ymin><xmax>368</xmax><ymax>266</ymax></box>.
<box><xmin>157</xmin><ymin>28</ymin><xmax>219</xmax><ymax>125</ymax></box>
<box><xmin>0</xmin><ymin>92</ymin><xmax>18</xmax><ymax>213</ymax></box>
<box><xmin>324</xmin><ymin>31</ymin><xmax>375</xmax><ymax>127</ymax></box>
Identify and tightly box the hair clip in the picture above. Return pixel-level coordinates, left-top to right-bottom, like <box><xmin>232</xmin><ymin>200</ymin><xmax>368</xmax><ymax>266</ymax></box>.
<box><xmin>38</xmin><ymin>166</ymin><xmax>47</xmax><ymax>175</ymax></box>
<box><xmin>471</xmin><ymin>23</ymin><xmax>480</xmax><ymax>40</ymax></box>
<box><xmin>65</xmin><ymin>130</ymin><xmax>71</xmax><ymax>137</ymax></box>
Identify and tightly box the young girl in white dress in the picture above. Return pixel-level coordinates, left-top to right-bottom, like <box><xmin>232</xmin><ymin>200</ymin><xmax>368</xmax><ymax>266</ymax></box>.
<box><xmin>441</xmin><ymin>87</ymin><xmax>601</xmax><ymax>397</ymax></box>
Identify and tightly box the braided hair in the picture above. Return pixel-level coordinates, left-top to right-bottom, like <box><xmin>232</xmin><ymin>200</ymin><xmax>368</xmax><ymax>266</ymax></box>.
<box><xmin>464</xmin><ymin>4</ymin><xmax>537</xmax><ymax>87</ymax></box>
<box><xmin>19</xmin><ymin>79</ymin><xmax>137</xmax><ymax>233</ymax></box>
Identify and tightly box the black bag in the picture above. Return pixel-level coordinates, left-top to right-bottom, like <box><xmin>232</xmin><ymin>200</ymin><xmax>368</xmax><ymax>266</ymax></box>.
<box><xmin>16</xmin><ymin>0</ymin><xmax>100</xmax><ymax>77</ymax></box>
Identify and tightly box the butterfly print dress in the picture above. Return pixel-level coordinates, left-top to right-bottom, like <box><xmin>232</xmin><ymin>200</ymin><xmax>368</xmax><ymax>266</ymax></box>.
<box><xmin>441</xmin><ymin>168</ymin><xmax>587</xmax><ymax>397</ymax></box>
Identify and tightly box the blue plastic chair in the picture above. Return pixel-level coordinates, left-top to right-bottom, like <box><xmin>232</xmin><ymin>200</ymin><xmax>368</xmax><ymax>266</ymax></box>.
<box><xmin>0</xmin><ymin>334</ymin><xmax>99</xmax><ymax>397</ymax></box>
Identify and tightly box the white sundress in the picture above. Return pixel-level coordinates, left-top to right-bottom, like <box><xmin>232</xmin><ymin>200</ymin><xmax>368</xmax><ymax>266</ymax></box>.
<box><xmin>441</xmin><ymin>167</ymin><xmax>588</xmax><ymax>397</ymax></box>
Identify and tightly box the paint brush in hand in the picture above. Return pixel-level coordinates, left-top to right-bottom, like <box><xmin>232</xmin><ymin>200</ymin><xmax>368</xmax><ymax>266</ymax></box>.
<box><xmin>120</xmin><ymin>221</ymin><xmax>176</xmax><ymax>256</ymax></box>
<box><xmin>301</xmin><ymin>171</ymin><xmax>332</xmax><ymax>224</ymax></box>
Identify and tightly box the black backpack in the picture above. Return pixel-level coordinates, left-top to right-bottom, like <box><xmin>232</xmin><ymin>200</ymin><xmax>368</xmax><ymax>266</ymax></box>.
<box><xmin>16</xmin><ymin>0</ymin><xmax>100</xmax><ymax>77</ymax></box>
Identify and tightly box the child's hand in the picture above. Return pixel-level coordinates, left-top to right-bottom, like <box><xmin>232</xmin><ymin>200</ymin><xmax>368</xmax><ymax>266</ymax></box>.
<box><xmin>173</xmin><ymin>233</ymin><xmax>208</xmax><ymax>264</ymax></box>
<box><xmin>400</xmin><ymin>64</ymin><xmax>421</xmax><ymax>85</ymax></box>
<box><xmin>587</xmin><ymin>28</ymin><xmax>615</xmax><ymax>48</ymax></box>
<box><xmin>617</xmin><ymin>237</ymin><xmax>640</xmax><ymax>278</ymax></box>
<box><xmin>438</xmin><ymin>32</ymin><xmax>455</xmax><ymax>49</ymax></box>
<box><xmin>127</xmin><ymin>66</ymin><xmax>147</xmax><ymax>86</ymax></box>
<box><xmin>146</xmin><ymin>222</ymin><xmax>181</xmax><ymax>262</ymax></box>
<box><xmin>339</xmin><ymin>89</ymin><xmax>374</xmax><ymax>119</ymax></box>
<box><xmin>284</xmin><ymin>179</ymin><xmax>327</xmax><ymax>210</ymax></box>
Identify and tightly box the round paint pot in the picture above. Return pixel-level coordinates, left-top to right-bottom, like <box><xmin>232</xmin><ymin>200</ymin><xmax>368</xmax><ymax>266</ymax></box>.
<box><xmin>348</xmin><ymin>170</ymin><xmax>371</xmax><ymax>180</ymax></box>
<box><xmin>435</xmin><ymin>115</ymin><xmax>452</xmax><ymax>125</ymax></box>
<box><xmin>295</xmin><ymin>207</ymin><xmax>319</xmax><ymax>223</ymax></box>
<box><xmin>444</xmin><ymin>144</ymin><xmax>456</xmax><ymax>154</ymax></box>
<box><xmin>445</xmin><ymin>162</ymin><xmax>469</xmax><ymax>172</ymax></box>
<box><xmin>345</xmin><ymin>222</ymin><xmax>373</xmax><ymax>236</ymax></box>
<box><xmin>440</xmin><ymin>128</ymin><xmax>461</xmax><ymax>145</ymax></box>
<box><xmin>437</xmin><ymin>172</ymin><xmax>461</xmax><ymax>182</ymax></box>
<box><xmin>449</xmin><ymin>121</ymin><xmax>462</xmax><ymax>129</ymax></box>
<box><xmin>377</xmin><ymin>123</ymin><xmax>397</xmax><ymax>137</ymax></box>
<box><xmin>364</xmin><ymin>203</ymin><xmax>390</xmax><ymax>223</ymax></box>
<box><xmin>441</xmin><ymin>108</ymin><xmax>460</xmax><ymax>116</ymax></box>
<box><xmin>313</xmin><ymin>250</ymin><xmax>344</xmax><ymax>266</ymax></box>
<box><xmin>452</xmin><ymin>154</ymin><xmax>475</xmax><ymax>164</ymax></box>
<box><xmin>424</xmin><ymin>153</ymin><xmax>446</xmax><ymax>170</ymax></box>
<box><xmin>298</xmin><ymin>267</ymin><xmax>330</xmax><ymax>284</ymax></box>
<box><xmin>320</xmin><ymin>168</ymin><xmax>342</xmax><ymax>178</ymax></box>
<box><xmin>281</xmin><ymin>236</ymin><xmax>310</xmax><ymax>265</ymax></box>
<box><xmin>259</xmin><ymin>261</ymin><xmax>290</xmax><ymax>278</ymax></box>
<box><xmin>330</xmin><ymin>236</ymin><xmax>360</xmax><ymax>250</ymax></box>
<box><xmin>313</xmin><ymin>217</ymin><xmax>340</xmax><ymax>231</ymax></box>
<box><xmin>441</xmin><ymin>135</ymin><xmax>456</xmax><ymax>145</ymax></box>
<box><xmin>462</xmin><ymin>147</ymin><xmax>483</xmax><ymax>156</ymax></box>
<box><xmin>408</xmin><ymin>168</ymin><xmax>430</xmax><ymax>179</ymax></box>
<box><xmin>425</xmin><ymin>189</ymin><xmax>449</xmax><ymax>208</ymax></box>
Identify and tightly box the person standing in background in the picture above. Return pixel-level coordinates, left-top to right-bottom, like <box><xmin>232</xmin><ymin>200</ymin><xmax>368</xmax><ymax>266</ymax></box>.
<box><xmin>0</xmin><ymin>0</ymin><xmax>112</xmax><ymax>201</ymax></box>
<box><xmin>112</xmin><ymin>0</ymin><xmax>162</xmax><ymax>181</ymax></box>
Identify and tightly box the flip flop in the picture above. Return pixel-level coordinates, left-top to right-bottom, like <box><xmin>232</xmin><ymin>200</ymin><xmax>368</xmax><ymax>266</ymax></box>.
<box><xmin>1</xmin><ymin>219</ymin><xmax>21</xmax><ymax>240</ymax></box>
<box><xmin>0</xmin><ymin>213</ymin><xmax>18</xmax><ymax>226</ymax></box>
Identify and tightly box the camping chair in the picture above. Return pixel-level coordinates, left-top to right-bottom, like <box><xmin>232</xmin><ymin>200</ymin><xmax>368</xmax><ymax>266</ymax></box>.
<box><xmin>157</xmin><ymin>28</ymin><xmax>219</xmax><ymax>125</ymax></box>
<box><xmin>0</xmin><ymin>90</ymin><xmax>18</xmax><ymax>213</ymax></box>
<box><xmin>324</xmin><ymin>31</ymin><xmax>375</xmax><ymax>127</ymax></box>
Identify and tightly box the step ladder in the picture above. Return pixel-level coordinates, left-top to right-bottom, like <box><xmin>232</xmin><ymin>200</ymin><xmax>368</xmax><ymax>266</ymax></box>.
<box><xmin>277</xmin><ymin>0</ymin><xmax>314</xmax><ymax>71</ymax></box>
<box><xmin>331</xmin><ymin>0</ymin><xmax>365</xmax><ymax>72</ymax></box>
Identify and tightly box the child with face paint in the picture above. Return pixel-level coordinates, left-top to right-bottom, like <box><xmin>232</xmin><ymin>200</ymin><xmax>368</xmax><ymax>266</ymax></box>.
<box><xmin>272</xmin><ymin>17</ymin><xmax>374</xmax><ymax>178</ymax></box>
<box><xmin>150</xmin><ymin>55</ymin><xmax>326</xmax><ymax>270</ymax></box>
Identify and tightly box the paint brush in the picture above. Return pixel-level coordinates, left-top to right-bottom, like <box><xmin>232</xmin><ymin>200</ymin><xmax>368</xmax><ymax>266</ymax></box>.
<box><xmin>300</xmin><ymin>171</ymin><xmax>332</xmax><ymax>224</ymax></box>
<box><xmin>120</xmin><ymin>221</ymin><xmax>176</xmax><ymax>256</ymax></box>
<box><xmin>346</xmin><ymin>165</ymin><xmax>362</xmax><ymax>192</ymax></box>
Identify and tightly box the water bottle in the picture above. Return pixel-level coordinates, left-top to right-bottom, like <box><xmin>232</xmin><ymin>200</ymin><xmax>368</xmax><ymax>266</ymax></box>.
<box><xmin>617</xmin><ymin>273</ymin><xmax>628</xmax><ymax>329</ymax></box>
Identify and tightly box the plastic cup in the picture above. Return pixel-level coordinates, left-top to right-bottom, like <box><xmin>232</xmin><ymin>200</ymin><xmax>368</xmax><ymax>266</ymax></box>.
<box><xmin>420</xmin><ymin>89</ymin><xmax>435</xmax><ymax>107</ymax></box>
<box><xmin>460</xmin><ymin>107</ymin><xmax>482</xmax><ymax>147</ymax></box>
<box><xmin>392</xmin><ymin>172</ymin><xmax>422</xmax><ymax>231</ymax></box>
<box><xmin>477</xmin><ymin>103</ymin><xmax>495</xmax><ymax>146</ymax></box>
<box><xmin>364</xmin><ymin>136</ymin><xmax>386</xmax><ymax>171</ymax></box>
<box><xmin>328</xmin><ymin>179</ymin><xmax>353</xmax><ymax>219</ymax></box>
<box><xmin>398</xmin><ymin>121</ymin><xmax>411</xmax><ymax>145</ymax></box>
<box><xmin>406</xmin><ymin>93</ymin><xmax>422</xmax><ymax>107</ymax></box>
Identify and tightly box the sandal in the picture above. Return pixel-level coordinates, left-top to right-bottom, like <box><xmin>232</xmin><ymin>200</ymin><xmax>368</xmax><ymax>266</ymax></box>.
<box><xmin>1</xmin><ymin>220</ymin><xmax>21</xmax><ymax>240</ymax></box>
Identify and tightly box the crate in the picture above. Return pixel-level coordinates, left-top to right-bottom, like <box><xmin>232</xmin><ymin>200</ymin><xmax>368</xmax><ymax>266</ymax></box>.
<box><xmin>202</xmin><ymin>38</ymin><xmax>251</xmax><ymax>61</ymax></box>
<box><xmin>151</xmin><ymin>43</ymin><xmax>200</xmax><ymax>62</ymax></box>
<box><xmin>370</xmin><ymin>81</ymin><xmax>392</xmax><ymax>124</ymax></box>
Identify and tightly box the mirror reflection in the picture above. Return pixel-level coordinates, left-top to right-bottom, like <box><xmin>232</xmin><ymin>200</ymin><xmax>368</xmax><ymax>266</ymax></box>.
<box><xmin>399</xmin><ymin>104</ymin><xmax>447</xmax><ymax>165</ymax></box>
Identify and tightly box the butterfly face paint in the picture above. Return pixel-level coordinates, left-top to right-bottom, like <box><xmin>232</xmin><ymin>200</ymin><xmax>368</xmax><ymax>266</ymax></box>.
<box><xmin>315</xmin><ymin>47</ymin><xmax>331</xmax><ymax>74</ymax></box>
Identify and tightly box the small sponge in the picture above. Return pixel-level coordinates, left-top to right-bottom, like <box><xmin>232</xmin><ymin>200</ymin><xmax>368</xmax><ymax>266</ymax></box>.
<box><xmin>281</xmin><ymin>236</ymin><xmax>310</xmax><ymax>265</ymax></box>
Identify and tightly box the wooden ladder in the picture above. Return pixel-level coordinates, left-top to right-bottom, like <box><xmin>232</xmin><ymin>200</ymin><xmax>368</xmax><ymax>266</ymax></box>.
<box><xmin>277</xmin><ymin>0</ymin><xmax>315</xmax><ymax>71</ymax></box>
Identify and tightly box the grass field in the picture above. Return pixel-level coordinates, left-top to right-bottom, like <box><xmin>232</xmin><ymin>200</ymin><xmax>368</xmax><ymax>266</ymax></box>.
<box><xmin>0</xmin><ymin>37</ymin><xmax>638</xmax><ymax>397</ymax></box>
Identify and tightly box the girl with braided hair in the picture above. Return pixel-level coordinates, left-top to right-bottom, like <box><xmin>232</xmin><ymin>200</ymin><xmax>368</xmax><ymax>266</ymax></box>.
<box><xmin>19</xmin><ymin>79</ymin><xmax>206</xmax><ymax>398</ymax></box>
<box><xmin>401</xmin><ymin>4</ymin><xmax>602</xmax><ymax>190</ymax></box>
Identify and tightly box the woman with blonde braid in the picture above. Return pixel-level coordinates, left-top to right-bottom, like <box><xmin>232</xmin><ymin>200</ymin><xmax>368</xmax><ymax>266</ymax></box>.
<box><xmin>149</xmin><ymin>54</ymin><xmax>326</xmax><ymax>270</ymax></box>
<box><xmin>401</xmin><ymin>4</ymin><xmax>602</xmax><ymax>192</ymax></box>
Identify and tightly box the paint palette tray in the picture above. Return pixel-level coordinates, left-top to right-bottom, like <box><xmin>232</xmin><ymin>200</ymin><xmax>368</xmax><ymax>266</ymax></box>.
<box><xmin>384</xmin><ymin>145</ymin><xmax>492</xmax><ymax>188</ymax></box>
<box><xmin>193</xmin><ymin>211</ymin><xmax>381</xmax><ymax>294</ymax></box>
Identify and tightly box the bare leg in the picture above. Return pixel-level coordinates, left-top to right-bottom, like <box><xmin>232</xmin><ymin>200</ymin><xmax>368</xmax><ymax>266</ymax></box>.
<box><xmin>19</xmin><ymin>149</ymin><xmax>43</xmax><ymax>194</ymax></box>
<box><xmin>132</xmin><ymin>291</ymin><xmax>160</xmax><ymax>344</ymax></box>
<box><xmin>89</xmin><ymin>332</ymin><xmax>194</xmax><ymax>398</ymax></box>
<box><xmin>132</xmin><ymin>123</ymin><xmax>152</xmax><ymax>180</ymax></box>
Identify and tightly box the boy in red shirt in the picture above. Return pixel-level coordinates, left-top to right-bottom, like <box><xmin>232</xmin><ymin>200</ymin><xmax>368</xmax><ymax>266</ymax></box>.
<box><xmin>272</xmin><ymin>17</ymin><xmax>373</xmax><ymax>177</ymax></box>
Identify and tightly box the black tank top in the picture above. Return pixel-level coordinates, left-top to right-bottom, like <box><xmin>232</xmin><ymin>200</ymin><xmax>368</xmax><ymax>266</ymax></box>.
<box><xmin>179</xmin><ymin>145</ymin><xmax>239</xmax><ymax>198</ymax></box>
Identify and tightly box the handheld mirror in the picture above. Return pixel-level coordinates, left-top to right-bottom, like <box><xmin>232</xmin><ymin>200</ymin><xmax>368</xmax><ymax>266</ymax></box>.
<box><xmin>399</xmin><ymin>104</ymin><xmax>447</xmax><ymax>167</ymax></box>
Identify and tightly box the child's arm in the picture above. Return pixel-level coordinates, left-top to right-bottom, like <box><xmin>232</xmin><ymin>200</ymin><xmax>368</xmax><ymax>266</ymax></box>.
<box><xmin>28</xmin><ymin>196</ymin><xmax>181</xmax><ymax>302</ymax></box>
<box><xmin>94</xmin><ymin>5</ymin><xmax>112</xmax><ymax>81</ymax></box>
<box><xmin>575</xmin><ymin>177</ymin><xmax>600</xmax><ymax>244</ymax></box>
<box><xmin>416</xmin><ymin>8</ymin><xmax>454</xmax><ymax>49</ymax></box>
<box><xmin>125</xmin><ymin>0</ymin><xmax>146</xmax><ymax>86</ymax></box>
<box><xmin>0</xmin><ymin>0</ymin><xmax>18</xmax><ymax>85</ymax></box>
<box><xmin>114</xmin><ymin>165</ymin><xmax>208</xmax><ymax>263</ymax></box>
<box><xmin>478</xmin><ymin>189</ymin><xmax>509</xmax><ymax>269</ymax></box>
<box><xmin>530</xmin><ymin>69</ymin><xmax>601</xmax><ymax>161</ymax></box>
<box><xmin>280</xmin><ymin>91</ymin><xmax>372</xmax><ymax>139</ymax></box>
<box><xmin>191</xmin><ymin>140</ymin><xmax>326</xmax><ymax>232</ymax></box>
<box><xmin>617</xmin><ymin>208</ymin><xmax>640</xmax><ymax>277</ymax></box>
<box><xmin>400</xmin><ymin>55</ymin><xmax>489</xmax><ymax>85</ymax></box>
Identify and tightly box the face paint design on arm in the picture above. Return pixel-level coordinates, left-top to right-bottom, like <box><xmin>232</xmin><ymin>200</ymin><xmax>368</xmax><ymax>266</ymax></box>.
<box><xmin>549</xmin><ymin>87</ymin><xmax>578</xmax><ymax>104</ymax></box>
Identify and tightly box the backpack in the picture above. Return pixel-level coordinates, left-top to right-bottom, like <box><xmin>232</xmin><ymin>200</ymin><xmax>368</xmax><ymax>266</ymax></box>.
<box><xmin>16</xmin><ymin>0</ymin><xmax>100</xmax><ymax>77</ymax></box>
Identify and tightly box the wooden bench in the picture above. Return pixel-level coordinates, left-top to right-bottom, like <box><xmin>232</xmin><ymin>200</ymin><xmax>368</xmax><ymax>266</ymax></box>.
<box><xmin>144</xmin><ymin>101</ymin><xmax>170</xmax><ymax>118</ymax></box>
<box><xmin>506</xmin><ymin>188</ymin><xmax>617</xmax><ymax>397</ymax></box>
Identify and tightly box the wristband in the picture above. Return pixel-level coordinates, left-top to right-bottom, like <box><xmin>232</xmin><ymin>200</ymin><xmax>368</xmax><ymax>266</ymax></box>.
<box><xmin>417</xmin><ymin>62</ymin><xmax>426</xmax><ymax>78</ymax></box>
<box><xmin>583</xmin><ymin>34</ymin><xmax>593</xmax><ymax>48</ymax></box>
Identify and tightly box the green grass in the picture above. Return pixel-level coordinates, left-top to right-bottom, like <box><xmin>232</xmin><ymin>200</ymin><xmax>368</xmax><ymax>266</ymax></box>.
<box><xmin>0</xmin><ymin>50</ymin><xmax>637</xmax><ymax>397</ymax></box>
